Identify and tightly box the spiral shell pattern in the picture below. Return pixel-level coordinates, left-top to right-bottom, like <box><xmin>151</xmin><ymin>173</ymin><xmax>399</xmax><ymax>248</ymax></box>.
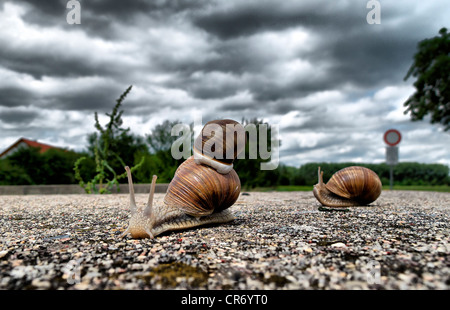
<box><xmin>163</xmin><ymin>156</ymin><xmax>241</xmax><ymax>217</ymax></box>
<box><xmin>325</xmin><ymin>166</ymin><xmax>382</xmax><ymax>204</ymax></box>
<box><xmin>193</xmin><ymin>119</ymin><xmax>246</xmax><ymax>165</ymax></box>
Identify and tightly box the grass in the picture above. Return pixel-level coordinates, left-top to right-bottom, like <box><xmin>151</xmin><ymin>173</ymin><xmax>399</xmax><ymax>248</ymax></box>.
<box><xmin>381</xmin><ymin>185</ymin><xmax>450</xmax><ymax>192</ymax></box>
<box><xmin>244</xmin><ymin>185</ymin><xmax>450</xmax><ymax>193</ymax></box>
<box><xmin>243</xmin><ymin>185</ymin><xmax>312</xmax><ymax>192</ymax></box>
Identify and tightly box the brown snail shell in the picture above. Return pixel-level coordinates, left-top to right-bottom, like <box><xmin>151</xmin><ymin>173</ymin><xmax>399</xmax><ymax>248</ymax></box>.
<box><xmin>120</xmin><ymin>119</ymin><xmax>244</xmax><ymax>239</ymax></box>
<box><xmin>164</xmin><ymin>156</ymin><xmax>241</xmax><ymax>217</ymax></box>
<box><xmin>313</xmin><ymin>166</ymin><xmax>382</xmax><ymax>207</ymax></box>
<box><xmin>193</xmin><ymin>119</ymin><xmax>246</xmax><ymax>174</ymax></box>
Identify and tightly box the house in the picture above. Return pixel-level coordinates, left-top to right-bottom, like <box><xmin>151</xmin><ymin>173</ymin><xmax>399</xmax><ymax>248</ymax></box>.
<box><xmin>0</xmin><ymin>138</ymin><xmax>62</xmax><ymax>159</ymax></box>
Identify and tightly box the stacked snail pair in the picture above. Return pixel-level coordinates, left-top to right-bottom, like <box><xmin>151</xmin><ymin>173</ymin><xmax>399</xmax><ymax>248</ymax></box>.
<box><xmin>120</xmin><ymin>119</ymin><xmax>245</xmax><ymax>239</ymax></box>
<box><xmin>121</xmin><ymin>119</ymin><xmax>382</xmax><ymax>239</ymax></box>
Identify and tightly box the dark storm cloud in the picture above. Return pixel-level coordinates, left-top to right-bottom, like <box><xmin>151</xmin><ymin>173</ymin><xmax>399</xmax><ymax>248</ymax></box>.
<box><xmin>194</xmin><ymin>6</ymin><xmax>302</xmax><ymax>40</ymax></box>
<box><xmin>17</xmin><ymin>0</ymin><xmax>208</xmax><ymax>40</ymax></box>
<box><xmin>193</xmin><ymin>0</ymin><xmax>362</xmax><ymax>39</ymax></box>
<box><xmin>188</xmin><ymin>1</ymin><xmax>441</xmax><ymax>102</ymax></box>
<box><xmin>0</xmin><ymin>49</ymin><xmax>108</xmax><ymax>79</ymax></box>
<box><xmin>0</xmin><ymin>109</ymin><xmax>38</xmax><ymax>124</ymax></box>
<box><xmin>3</xmin><ymin>0</ymin><xmax>419</xmax><ymax>102</ymax></box>
<box><xmin>249</xmin><ymin>80</ymin><xmax>332</xmax><ymax>102</ymax></box>
<box><xmin>310</xmin><ymin>28</ymin><xmax>418</xmax><ymax>90</ymax></box>
<box><xmin>0</xmin><ymin>87</ymin><xmax>36</xmax><ymax>108</ymax></box>
<box><xmin>86</xmin><ymin>0</ymin><xmax>206</xmax><ymax>17</ymax></box>
<box><xmin>16</xmin><ymin>0</ymin><xmax>67</xmax><ymax>15</ymax></box>
<box><xmin>0</xmin><ymin>0</ymin><xmax>449</xmax><ymax>165</ymax></box>
<box><xmin>218</xmin><ymin>101</ymin><xmax>256</xmax><ymax>112</ymax></box>
<box><xmin>73</xmin><ymin>0</ymin><xmax>197</xmax><ymax>40</ymax></box>
<box><xmin>48</xmin><ymin>84</ymin><xmax>125</xmax><ymax>111</ymax></box>
<box><xmin>189</xmin><ymin>85</ymin><xmax>239</xmax><ymax>100</ymax></box>
<box><xmin>17</xmin><ymin>0</ymin><xmax>117</xmax><ymax>40</ymax></box>
<box><xmin>0</xmin><ymin>78</ymin><xmax>128</xmax><ymax>113</ymax></box>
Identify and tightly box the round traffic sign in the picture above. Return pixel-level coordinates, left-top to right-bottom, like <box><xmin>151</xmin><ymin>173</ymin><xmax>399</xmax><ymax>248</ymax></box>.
<box><xmin>384</xmin><ymin>129</ymin><xmax>401</xmax><ymax>146</ymax></box>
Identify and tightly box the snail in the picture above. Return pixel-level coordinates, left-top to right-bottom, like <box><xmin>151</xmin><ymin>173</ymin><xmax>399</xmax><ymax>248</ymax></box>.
<box><xmin>120</xmin><ymin>119</ymin><xmax>246</xmax><ymax>239</ymax></box>
<box><xmin>313</xmin><ymin>166</ymin><xmax>382</xmax><ymax>207</ymax></box>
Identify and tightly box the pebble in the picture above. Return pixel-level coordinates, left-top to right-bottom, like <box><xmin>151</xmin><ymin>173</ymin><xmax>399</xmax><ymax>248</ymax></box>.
<box><xmin>31</xmin><ymin>278</ymin><xmax>51</xmax><ymax>289</ymax></box>
<box><xmin>0</xmin><ymin>191</ymin><xmax>449</xmax><ymax>290</ymax></box>
<box><xmin>331</xmin><ymin>242</ymin><xmax>347</xmax><ymax>248</ymax></box>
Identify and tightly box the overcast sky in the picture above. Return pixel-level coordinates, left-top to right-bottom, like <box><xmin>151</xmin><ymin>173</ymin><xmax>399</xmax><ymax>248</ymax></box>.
<box><xmin>0</xmin><ymin>0</ymin><xmax>449</xmax><ymax>168</ymax></box>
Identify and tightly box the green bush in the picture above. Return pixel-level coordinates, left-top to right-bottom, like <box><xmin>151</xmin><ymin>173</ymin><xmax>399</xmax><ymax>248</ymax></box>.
<box><xmin>0</xmin><ymin>147</ymin><xmax>93</xmax><ymax>185</ymax></box>
<box><xmin>1</xmin><ymin>147</ymin><xmax>448</xmax><ymax>188</ymax></box>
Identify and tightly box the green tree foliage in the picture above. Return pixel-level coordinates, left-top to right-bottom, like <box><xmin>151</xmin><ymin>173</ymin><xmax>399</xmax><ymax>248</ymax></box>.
<box><xmin>135</xmin><ymin>120</ymin><xmax>193</xmax><ymax>183</ymax></box>
<box><xmin>2</xmin><ymin>147</ymin><xmax>447</xmax><ymax>187</ymax></box>
<box><xmin>234</xmin><ymin>118</ymin><xmax>282</xmax><ymax>188</ymax></box>
<box><xmin>133</xmin><ymin>151</ymin><xmax>181</xmax><ymax>184</ymax></box>
<box><xmin>404</xmin><ymin>27</ymin><xmax>450</xmax><ymax>131</ymax></box>
<box><xmin>146</xmin><ymin>120</ymin><xmax>187</xmax><ymax>153</ymax></box>
<box><xmin>0</xmin><ymin>156</ymin><xmax>32</xmax><ymax>185</ymax></box>
<box><xmin>0</xmin><ymin>147</ymin><xmax>92</xmax><ymax>185</ymax></box>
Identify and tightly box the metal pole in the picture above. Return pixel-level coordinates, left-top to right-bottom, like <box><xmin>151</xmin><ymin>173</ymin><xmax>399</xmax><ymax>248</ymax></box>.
<box><xmin>389</xmin><ymin>165</ymin><xmax>394</xmax><ymax>190</ymax></box>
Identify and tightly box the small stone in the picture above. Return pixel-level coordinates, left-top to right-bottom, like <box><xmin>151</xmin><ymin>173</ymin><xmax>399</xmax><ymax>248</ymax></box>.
<box><xmin>131</xmin><ymin>263</ymin><xmax>142</xmax><ymax>270</ymax></box>
<box><xmin>73</xmin><ymin>282</ymin><xmax>90</xmax><ymax>290</ymax></box>
<box><xmin>73</xmin><ymin>252</ymin><xmax>84</xmax><ymax>258</ymax></box>
<box><xmin>0</xmin><ymin>250</ymin><xmax>8</xmax><ymax>258</ymax></box>
<box><xmin>303</xmin><ymin>246</ymin><xmax>313</xmax><ymax>253</ymax></box>
<box><xmin>436</xmin><ymin>245</ymin><xmax>447</xmax><ymax>253</ymax></box>
<box><xmin>12</xmin><ymin>260</ymin><xmax>24</xmax><ymax>267</ymax></box>
<box><xmin>331</xmin><ymin>242</ymin><xmax>346</xmax><ymax>248</ymax></box>
<box><xmin>31</xmin><ymin>278</ymin><xmax>51</xmax><ymax>289</ymax></box>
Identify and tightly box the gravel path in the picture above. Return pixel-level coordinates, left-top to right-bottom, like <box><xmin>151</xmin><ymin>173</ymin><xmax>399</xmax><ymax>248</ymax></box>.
<box><xmin>0</xmin><ymin>190</ymin><xmax>449</xmax><ymax>290</ymax></box>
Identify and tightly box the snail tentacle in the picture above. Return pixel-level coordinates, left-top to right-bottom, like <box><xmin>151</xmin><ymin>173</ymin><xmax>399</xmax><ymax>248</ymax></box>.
<box><xmin>125</xmin><ymin>166</ymin><xmax>137</xmax><ymax>215</ymax></box>
<box><xmin>318</xmin><ymin>166</ymin><xmax>324</xmax><ymax>186</ymax></box>
<box><xmin>144</xmin><ymin>175</ymin><xmax>157</xmax><ymax>218</ymax></box>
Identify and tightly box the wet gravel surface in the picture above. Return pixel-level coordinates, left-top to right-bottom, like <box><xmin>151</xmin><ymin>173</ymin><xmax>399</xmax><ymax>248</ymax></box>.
<box><xmin>0</xmin><ymin>191</ymin><xmax>449</xmax><ymax>290</ymax></box>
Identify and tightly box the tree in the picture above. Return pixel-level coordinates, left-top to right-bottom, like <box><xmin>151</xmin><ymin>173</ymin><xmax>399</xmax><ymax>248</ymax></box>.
<box><xmin>136</xmin><ymin>120</ymin><xmax>192</xmax><ymax>183</ymax></box>
<box><xmin>404</xmin><ymin>27</ymin><xmax>450</xmax><ymax>131</ymax></box>
<box><xmin>1</xmin><ymin>147</ymin><xmax>91</xmax><ymax>185</ymax></box>
<box><xmin>234</xmin><ymin>118</ymin><xmax>281</xmax><ymax>188</ymax></box>
<box><xmin>146</xmin><ymin>120</ymin><xmax>185</xmax><ymax>153</ymax></box>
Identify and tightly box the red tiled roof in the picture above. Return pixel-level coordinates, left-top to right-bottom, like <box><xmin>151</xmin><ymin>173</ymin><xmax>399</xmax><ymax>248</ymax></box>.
<box><xmin>0</xmin><ymin>138</ymin><xmax>61</xmax><ymax>158</ymax></box>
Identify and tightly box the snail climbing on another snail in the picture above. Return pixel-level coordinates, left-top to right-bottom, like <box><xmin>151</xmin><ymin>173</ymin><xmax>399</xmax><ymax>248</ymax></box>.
<box><xmin>313</xmin><ymin>166</ymin><xmax>382</xmax><ymax>207</ymax></box>
<box><xmin>120</xmin><ymin>119</ymin><xmax>246</xmax><ymax>239</ymax></box>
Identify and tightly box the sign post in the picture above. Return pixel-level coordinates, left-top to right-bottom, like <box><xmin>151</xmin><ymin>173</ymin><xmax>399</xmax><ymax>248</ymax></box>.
<box><xmin>384</xmin><ymin>129</ymin><xmax>401</xmax><ymax>190</ymax></box>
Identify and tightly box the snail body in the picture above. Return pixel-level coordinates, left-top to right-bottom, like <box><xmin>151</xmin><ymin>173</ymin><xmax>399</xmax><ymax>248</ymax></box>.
<box><xmin>120</xmin><ymin>119</ymin><xmax>245</xmax><ymax>239</ymax></box>
<box><xmin>313</xmin><ymin>166</ymin><xmax>382</xmax><ymax>207</ymax></box>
